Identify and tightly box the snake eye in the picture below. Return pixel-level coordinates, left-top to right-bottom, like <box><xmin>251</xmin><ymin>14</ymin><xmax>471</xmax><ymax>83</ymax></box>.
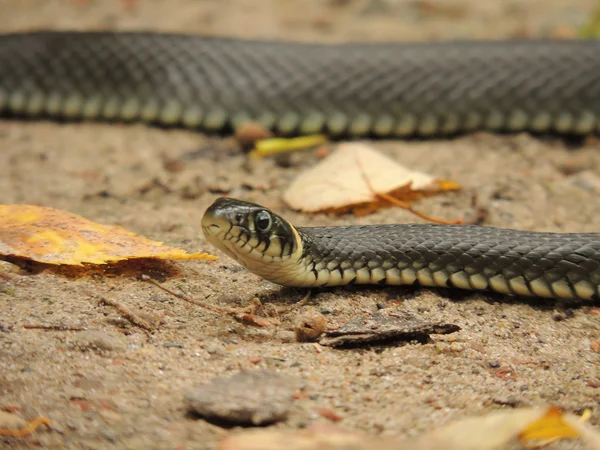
<box><xmin>255</xmin><ymin>211</ymin><xmax>272</xmax><ymax>232</ymax></box>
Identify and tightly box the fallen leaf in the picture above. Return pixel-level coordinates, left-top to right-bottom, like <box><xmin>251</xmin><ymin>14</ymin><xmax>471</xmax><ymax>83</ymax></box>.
<box><xmin>249</xmin><ymin>135</ymin><xmax>327</xmax><ymax>158</ymax></box>
<box><xmin>518</xmin><ymin>406</ymin><xmax>580</xmax><ymax>442</ymax></box>
<box><xmin>0</xmin><ymin>204</ymin><xmax>216</xmax><ymax>266</ymax></box>
<box><xmin>408</xmin><ymin>407</ymin><xmax>597</xmax><ymax>450</ymax></box>
<box><xmin>217</xmin><ymin>407</ymin><xmax>600</xmax><ymax>450</ymax></box>
<box><xmin>283</xmin><ymin>143</ymin><xmax>459</xmax><ymax>214</ymax></box>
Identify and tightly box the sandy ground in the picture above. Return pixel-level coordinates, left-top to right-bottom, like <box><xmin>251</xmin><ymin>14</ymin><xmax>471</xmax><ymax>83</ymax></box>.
<box><xmin>1</xmin><ymin>1</ymin><xmax>600</xmax><ymax>449</ymax></box>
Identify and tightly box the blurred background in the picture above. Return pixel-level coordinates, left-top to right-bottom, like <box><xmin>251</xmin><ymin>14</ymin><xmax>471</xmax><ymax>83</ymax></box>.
<box><xmin>1</xmin><ymin>0</ymin><xmax>599</xmax><ymax>42</ymax></box>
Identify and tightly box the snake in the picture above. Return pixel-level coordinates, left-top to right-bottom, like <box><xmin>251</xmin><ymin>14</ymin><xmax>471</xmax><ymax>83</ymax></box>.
<box><xmin>202</xmin><ymin>198</ymin><xmax>600</xmax><ymax>301</ymax></box>
<box><xmin>2</xmin><ymin>31</ymin><xmax>600</xmax><ymax>136</ymax></box>
<box><xmin>2</xmin><ymin>31</ymin><xmax>600</xmax><ymax>300</ymax></box>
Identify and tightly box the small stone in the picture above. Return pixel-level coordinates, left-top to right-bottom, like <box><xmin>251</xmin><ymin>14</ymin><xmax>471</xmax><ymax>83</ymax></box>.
<box><xmin>449</xmin><ymin>342</ymin><xmax>465</xmax><ymax>353</ymax></box>
<box><xmin>403</xmin><ymin>357</ymin><xmax>431</xmax><ymax>370</ymax></box>
<box><xmin>470</xmin><ymin>343</ymin><xmax>486</xmax><ymax>354</ymax></box>
<box><xmin>264</xmin><ymin>357</ymin><xmax>285</xmax><ymax>369</ymax></box>
<box><xmin>294</xmin><ymin>308</ymin><xmax>327</xmax><ymax>342</ymax></box>
<box><xmin>234</xmin><ymin>121</ymin><xmax>272</xmax><ymax>150</ymax></box>
<box><xmin>69</xmin><ymin>330</ymin><xmax>127</xmax><ymax>352</ymax></box>
<box><xmin>99</xmin><ymin>429</ymin><xmax>118</xmax><ymax>442</ymax></box>
<box><xmin>204</xmin><ymin>342</ymin><xmax>228</xmax><ymax>357</ymax></box>
<box><xmin>570</xmin><ymin>170</ymin><xmax>600</xmax><ymax>192</ymax></box>
<box><xmin>163</xmin><ymin>342</ymin><xmax>184</xmax><ymax>348</ymax></box>
<box><xmin>185</xmin><ymin>370</ymin><xmax>303</xmax><ymax>426</ymax></box>
<box><xmin>552</xmin><ymin>310</ymin><xmax>567</xmax><ymax>322</ymax></box>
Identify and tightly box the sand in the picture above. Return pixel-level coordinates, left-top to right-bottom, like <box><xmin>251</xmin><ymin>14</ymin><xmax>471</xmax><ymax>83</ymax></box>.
<box><xmin>1</xmin><ymin>1</ymin><xmax>599</xmax><ymax>449</ymax></box>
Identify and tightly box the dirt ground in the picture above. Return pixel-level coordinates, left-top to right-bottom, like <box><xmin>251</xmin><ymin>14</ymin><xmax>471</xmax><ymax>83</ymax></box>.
<box><xmin>1</xmin><ymin>1</ymin><xmax>600</xmax><ymax>449</ymax></box>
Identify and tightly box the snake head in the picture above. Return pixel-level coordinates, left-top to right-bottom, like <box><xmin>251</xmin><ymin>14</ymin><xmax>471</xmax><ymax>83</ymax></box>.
<box><xmin>201</xmin><ymin>198</ymin><xmax>301</xmax><ymax>273</ymax></box>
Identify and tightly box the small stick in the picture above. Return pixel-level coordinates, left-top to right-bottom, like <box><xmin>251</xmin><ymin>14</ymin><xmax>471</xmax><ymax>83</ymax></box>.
<box><xmin>376</xmin><ymin>192</ymin><xmax>463</xmax><ymax>225</ymax></box>
<box><xmin>142</xmin><ymin>276</ymin><xmax>296</xmax><ymax>326</ymax></box>
<box><xmin>141</xmin><ymin>275</ymin><xmax>233</xmax><ymax>316</ymax></box>
<box><xmin>277</xmin><ymin>290</ymin><xmax>312</xmax><ymax>313</ymax></box>
<box><xmin>0</xmin><ymin>417</ymin><xmax>52</xmax><ymax>437</ymax></box>
<box><xmin>97</xmin><ymin>296</ymin><xmax>154</xmax><ymax>332</ymax></box>
<box><xmin>23</xmin><ymin>325</ymin><xmax>84</xmax><ymax>331</ymax></box>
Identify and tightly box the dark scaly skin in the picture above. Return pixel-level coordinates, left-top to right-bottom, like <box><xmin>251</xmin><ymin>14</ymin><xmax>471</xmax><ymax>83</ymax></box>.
<box><xmin>297</xmin><ymin>224</ymin><xmax>600</xmax><ymax>299</ymax></box>
<box><xmin>2</xmin><ymin>31</ymin><xmax>600</xmax><ymax>136</ymax></box>
<box><xmin>201</xmin><ymin>198</ymin><xmax>600</xmax><ymax>300</ymax></box>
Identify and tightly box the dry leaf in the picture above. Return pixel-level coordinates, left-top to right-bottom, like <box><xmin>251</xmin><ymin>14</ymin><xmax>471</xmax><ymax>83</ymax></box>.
<box><xmin>407</xmin><ymin>407</ymin><xmax>596</xmax><ymax>450</ymax></box>
<box><xmin>218</xmin><ymin>407</ymin><xmax>600</xmax><ymax>450</ymax></box>
<box><xmin>283</xmin><ymin>143</ymin><xmax>460</xmax><ymax>214</ymax></box>
<box><xmin>0</xmin><ymin>204</ymin><xmax>216</xmax><ymax>266</ymax></box>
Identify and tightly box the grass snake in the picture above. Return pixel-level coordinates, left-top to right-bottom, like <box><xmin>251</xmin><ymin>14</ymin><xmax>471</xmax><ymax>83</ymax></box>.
<box><xmin>2</xmin><ymin>31</ymin><xmax>600</xmax><ymax>136</ymax></box>
<box><xmin>202</xmin><ymin>198</ymin><xmax>600</xmax><ymax>301</ymax></box>
<box><xmin>2</xmin><ymin>31</ymin><xmax>600</xmax><ymax>300</ymax></box>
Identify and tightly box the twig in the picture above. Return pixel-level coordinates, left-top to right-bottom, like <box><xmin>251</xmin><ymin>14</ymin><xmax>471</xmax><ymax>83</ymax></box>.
<box><xmin>276</xmin><ymin>290</ymin><xmax>312</xmax><ymax>313</ymax></box>
<box><xmin>23</xmin><ymin>324</ymin><xmax>84</xmax><ymax>331</ymax></box>
<box><xmin>376</xmin><ymin>192</ymin><xmax>463</xmax><ymax>225</ymax></box>
<box><xmin>141</xmin><ymin>275</ymin><xmax>234</xmax><ymax>316</ymax></box>
<box><xmin>142</xmin><ymin>276</ymin><xmax>288</xmax><ymax>327</ymax></box>
<box><xmin>0</xmin><ymin>417</ymin><xmax>52</xmax><ymax>437</ymax></box>
<box><xmin>97</xmin><ymin>296</ymin><xmax>154</xmax><ymax>332</ymax></box>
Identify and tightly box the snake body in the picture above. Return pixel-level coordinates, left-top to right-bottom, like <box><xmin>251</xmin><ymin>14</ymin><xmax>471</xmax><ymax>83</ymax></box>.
<box><xmin>202</xmin><ymin>198</ymin><xmax>600</xmax><ymax>301</ymax></box>
<box><xmin>3</xmin><ymin>32</ymin><xmax>600</xmax><ymax>300</ymax></box>
<box><xmin>2</xmin><ymin>31</ymin><xmax>600</xmax><ymax>136</ymax></box>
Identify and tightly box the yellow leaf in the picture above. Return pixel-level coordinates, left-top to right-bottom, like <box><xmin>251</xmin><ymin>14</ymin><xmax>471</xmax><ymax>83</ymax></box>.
<box><xmin>0</xmin><ymin>204</ymin><xmax>217</xmax><ymax>266</ymax></box>
<box><xmin>519</xmin><ymin>406</ymin><xmax>581</xmax><ymax>442</ymax></box>
<box><xmin>249</xmin><ymin>135</ymin><xmax>328</xmax><ymax>158</ymax></box>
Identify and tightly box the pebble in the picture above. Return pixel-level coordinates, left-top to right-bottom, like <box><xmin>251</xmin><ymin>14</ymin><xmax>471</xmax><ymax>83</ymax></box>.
<box><xmin>294</xmin><ymin>308</ymin><xmax>327</xmax><ymax>342</ymax></box>
<box><xmin>203</xmin><ymin>342</ymin><xmax>228</xmax><ymax>357</ymax></box>
<box><xmin>185</xmin><ymin>370</ymin><xmax>302</xmax><ymax>426</ymax></box>
<box><xmin>234</xmin><ymin>121</ymin><xmax>272</xmax><ymax>150</ymax></box>
<box><xmin>551</xmin><ymin>310</ymin><xmax>568</xmax><ymax>322</ymax></box>
<box><xmin>69</xmin><ymin>330</ymin><xmax>127</xmax><ymax>352</ymax></box>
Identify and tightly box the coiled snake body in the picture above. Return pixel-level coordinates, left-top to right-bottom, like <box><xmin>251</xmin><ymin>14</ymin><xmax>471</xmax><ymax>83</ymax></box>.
<box><xmin>2</xmin><ymin>31</ymin><xmax>600</xmax><ymax>136</ymax></box>
<box><xmin>202</xmin><ymin>199</ymin><xmax>600</xmax><ymax>301</ymax></box>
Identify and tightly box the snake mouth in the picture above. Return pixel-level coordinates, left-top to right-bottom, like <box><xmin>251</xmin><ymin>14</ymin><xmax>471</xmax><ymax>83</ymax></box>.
<box><xmin>204</xmin><ymin>223</ymin><xmax>221</xmax><ymax>232</ymax></box>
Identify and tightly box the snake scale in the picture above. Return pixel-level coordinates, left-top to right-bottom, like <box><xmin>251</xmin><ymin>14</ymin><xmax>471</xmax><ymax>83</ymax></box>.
<box><xmin>2</xmin><ymin>31</ymin><xmax>600</xmax><ymax>136</ymax></box>
<box><xmin>1</xmin><ymin>31</ymin><xmax>599</xmax><ymax>300</ymax></box>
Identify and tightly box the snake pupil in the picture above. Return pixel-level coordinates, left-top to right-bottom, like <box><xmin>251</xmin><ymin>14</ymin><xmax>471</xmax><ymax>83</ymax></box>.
<box><xmin>255</xmin><ymin>211</ymin><xmax>272</xmax><ymax>232</ymax></box>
